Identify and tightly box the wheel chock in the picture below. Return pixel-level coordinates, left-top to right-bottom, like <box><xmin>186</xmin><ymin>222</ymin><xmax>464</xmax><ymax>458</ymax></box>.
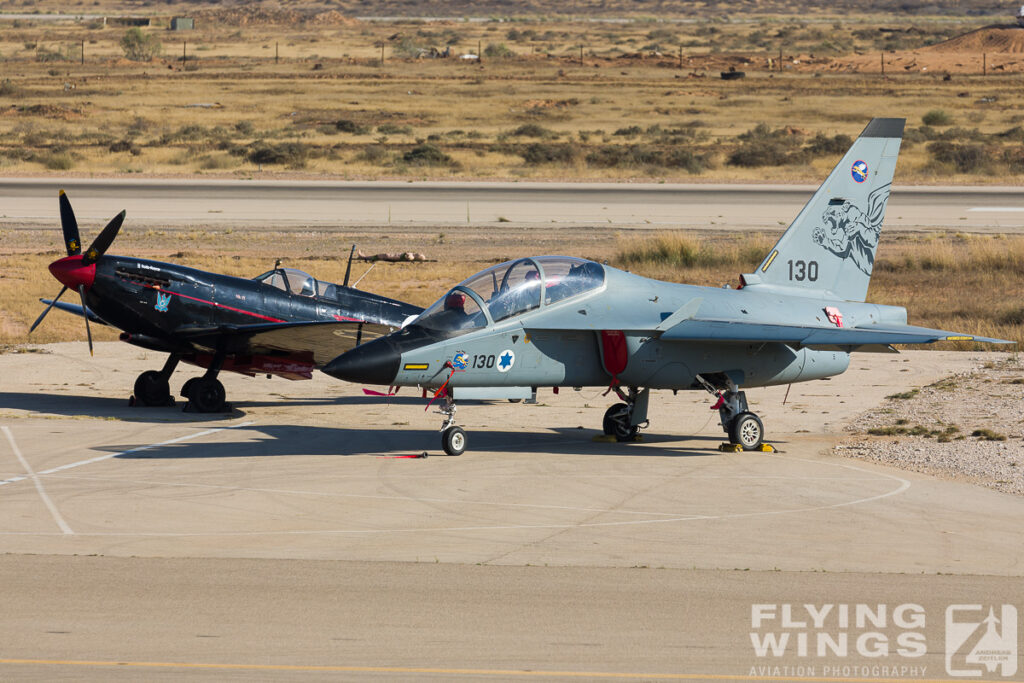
<box><xmin>719</xmin><ymin>443</ymin><xmax>777</xmax><ymax>453</ymax></box>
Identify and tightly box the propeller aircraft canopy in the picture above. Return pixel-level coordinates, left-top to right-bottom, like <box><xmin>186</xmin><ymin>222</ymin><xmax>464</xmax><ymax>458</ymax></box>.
<box><xmin>32</xmin><ymin>191</ymin><xmax>422</xmax><ymax>412</ymax></box>
<box><xmin>323</xmin><ymin>118</ymin><xmax>1012</xmax><ymax>455</ymax></box>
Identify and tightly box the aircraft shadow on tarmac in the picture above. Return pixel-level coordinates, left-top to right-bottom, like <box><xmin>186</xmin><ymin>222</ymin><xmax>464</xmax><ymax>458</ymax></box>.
<box><xmin>0</xmin><ymin>391</ymin><xmax>424</xmax><ymax>423</ymax></box>
<box><xmin>105</xmin><ymin>424</ymin><xmax>729</xmax><ymax>459</ymax></box>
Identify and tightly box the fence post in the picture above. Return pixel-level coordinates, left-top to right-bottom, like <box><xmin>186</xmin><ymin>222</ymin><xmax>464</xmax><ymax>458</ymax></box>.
<box><xmin>880</xmin><ymin>52</ymin><xmax>884</xmax><ymax>76</ymax></box>
<box><xmin>983</xmin><ymin>53</ymin><xmax>987</xmax><ymax>76</ymax></box>
<box><xmin>80</xmin><ymin>40</ymin><xmax>84</xmax><ymax>65</ymax></box>
<box><xmin>275</xmin><ymin>41</ymin><xmax>279</xmax><ymax>64</ymax></box>
<box><xmin>182</xmin><ymin>40</ymin><xmax>186</xmax><ymax>65</ymax></box>
<box><xmin>678</xmin><ymin>45</ymin><xmax>682</xmax><ymax>69</ymax></box>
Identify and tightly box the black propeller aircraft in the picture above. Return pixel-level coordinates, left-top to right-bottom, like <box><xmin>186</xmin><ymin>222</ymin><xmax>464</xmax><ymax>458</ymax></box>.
<box><xmin>30</xmin><ymin>191</ymin><xmax>422</xmax><ymax>412</ymax></box>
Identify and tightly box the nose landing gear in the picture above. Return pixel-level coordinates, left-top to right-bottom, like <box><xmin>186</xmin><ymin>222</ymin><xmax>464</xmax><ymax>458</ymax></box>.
<box><xmin>438</xmin><ymin>393</ymin><xmax>466</xmax><ymax>456</ymax></box>
<box><xmin>697</xmin><ymin>375</ymin><xmax>765</xmax><ymax>451</ymax></box>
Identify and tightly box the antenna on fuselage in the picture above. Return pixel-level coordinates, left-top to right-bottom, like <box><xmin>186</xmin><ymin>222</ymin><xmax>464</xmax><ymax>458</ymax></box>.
<box><xmin>343</xmin><ymin>244</ymin><xmax>356</xmax><ymax>288</ymax></box>
<box><xmin>274</xmin><ymin>258</ymin><xmax>282</xmax><ymax>270</ymax></box>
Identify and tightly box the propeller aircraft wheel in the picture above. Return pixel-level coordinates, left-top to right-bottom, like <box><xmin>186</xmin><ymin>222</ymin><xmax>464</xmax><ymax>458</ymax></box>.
<box><xmin>729</xmin><ymin>412</ymin><xmax>764</xmax><ymax>451</ymax></box>
<box><xmin>188</xmin><ymin>377</ymin><xmax>226</xmax><ymax>413</ymax></box>
<box><xmin>133</xmin><ymin>370</ymin><xmax>171</xmax><ymax>407</ymax></box>
<box><xmin>442</xmin><ymin>426</ymin><xmax>467</xmax><ymax>456</ymax></box>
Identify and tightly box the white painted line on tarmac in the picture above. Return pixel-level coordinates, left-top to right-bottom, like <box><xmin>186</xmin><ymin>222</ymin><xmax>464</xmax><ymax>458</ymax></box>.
<box><xmin>2</xmin><ymin>426</ymin><xmax>73</xmax><ymax>535</ymax></box>
<box><xmin>0</xmin><ymin>421</ymin><xmax>256</xmax><ymax>488</ymax></box>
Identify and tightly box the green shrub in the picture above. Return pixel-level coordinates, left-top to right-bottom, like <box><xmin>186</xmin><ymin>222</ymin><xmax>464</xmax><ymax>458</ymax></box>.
<box><xmin>806</xmin><ymin>132</ymin><xmax>853</xmax><ymax>156</ymax></box>
<box><xmin>40</xmin><ymin>151</ymin><xmax>74</xmax><ymax>170</ymax></box>
<box><xmin>401</xmin><ymin>143</ymin><xmax>454</xmax><ymax>166</ymax></box>
<box><xmin>922</xmin><ymin>109</ymin><xmax>952</xmax><ymax>126</ymax></box>
<box><xmin>509</xmin><ymin>123</ymin><xmax>555</xmax><ymax>138</ymax></box>
<box><xmin>120</xmin><ymin>28</ymin><xmax>161</xmax><ymax>61</ymax></box>
<box><xmin>483</xmin><ymin>42</ymin><xmax>514</xmax><ymax>58</ymax></box>
<box><xmin>336</xmin><ymin>119</ymin><xmax>369</xmax><ymax>135</ymax></box>
<box><xmin>927</xmin><ymin>141</ymin><xmax>990</xmax><ymax>173</ymax></box>
<box><xmin>377</xmin><ymin>123</ymin><xmax>412</xmax><ymax>135</ymax></box>
<box><xmin>520</xmin><ymin>142</ymin><xmax>578</xmax><ymax>165</ymax></box>
<box><xmin>247</xmin><ymin>141</ymin><xmax>310</xmax><ymax>167</ymax></box>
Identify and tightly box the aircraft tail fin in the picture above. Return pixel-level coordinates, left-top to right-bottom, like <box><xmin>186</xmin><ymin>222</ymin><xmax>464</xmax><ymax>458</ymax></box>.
<box><xmin>741</xmin><ymin>118</ymin><xmax>904</xmax><ymax>302</ymax></box>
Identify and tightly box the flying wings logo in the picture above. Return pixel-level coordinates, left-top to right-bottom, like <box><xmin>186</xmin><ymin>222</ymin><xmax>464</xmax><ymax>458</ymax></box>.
<box><xmin>811</xmin><ymin>183</ymin><xmax>890</xmax><ymax>277</ymax></box>
<box><xmin>851</xmin><ymin>160</ymin><xmax>869</xmax><ymax>183</ymax></box>
<box><xmin>154</xmin><ymin>291</ymin><xmax>171</xmax><ymax>313</ymax></box>
<box><xmin>946</xmin><ymin>605</ymin><xmax>1018</xmax><ymax>677</ymax></box>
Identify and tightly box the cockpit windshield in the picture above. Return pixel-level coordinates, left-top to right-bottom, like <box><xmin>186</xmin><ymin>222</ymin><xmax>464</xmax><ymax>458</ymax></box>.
<box><xmin>414</xmin><ymin>256</ymin><xmax>605</xmax><ymax>335</ymax></box>
<box><xmin>253</xmin><ymin>268</ymin><xmax>323</xmax><ymax>298</ymax></box>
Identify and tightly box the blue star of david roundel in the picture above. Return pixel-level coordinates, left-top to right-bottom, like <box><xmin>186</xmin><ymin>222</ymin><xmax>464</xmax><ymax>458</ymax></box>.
<box><xmin>497</xmin><ymin>349</ymin><xmax>515</xmax><ymax>373</ymax></box>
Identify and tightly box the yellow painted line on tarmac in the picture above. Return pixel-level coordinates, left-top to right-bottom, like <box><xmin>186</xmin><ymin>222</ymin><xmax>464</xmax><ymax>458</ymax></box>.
<box><xmin>0</xmin><ymin>659</ymin><xmax>1005</xmax><ymax>682</ymax></box>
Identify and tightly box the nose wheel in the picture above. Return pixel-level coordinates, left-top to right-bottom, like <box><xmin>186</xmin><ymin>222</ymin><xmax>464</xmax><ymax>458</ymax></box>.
<box><xmin>697</xmin><ymin>374</ymin><xmax>766</xmax><ymax>451</ymax></box>
<box><xmin>442</xmin><ymin>425</ymin><xmax>467</xmax><ymax>456</ymax></box>
<box><xmin>437</xmin><ymin>393</ymin><xmax>466</xmax><ymax>455</ymax></box>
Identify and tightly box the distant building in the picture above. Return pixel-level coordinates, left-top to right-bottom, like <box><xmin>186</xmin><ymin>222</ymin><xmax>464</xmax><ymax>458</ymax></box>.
<box><xmin>171</xmin><ymin>17</ymin><xmax>195</xmax><ymax>31</ymax></box>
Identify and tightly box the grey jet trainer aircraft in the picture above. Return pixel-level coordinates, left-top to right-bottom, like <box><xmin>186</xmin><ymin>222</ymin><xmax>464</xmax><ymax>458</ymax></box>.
<box><xmin>324</xmin><ymin>118</ymin><xmax>1011</xmax><ymax>455</ymax></box>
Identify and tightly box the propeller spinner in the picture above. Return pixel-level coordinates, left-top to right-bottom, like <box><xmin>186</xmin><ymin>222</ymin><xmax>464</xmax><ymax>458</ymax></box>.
<box><xmin>30</xmin><ymin>191</ymin><xmax>126</xmax><ymax>355</ymax></box>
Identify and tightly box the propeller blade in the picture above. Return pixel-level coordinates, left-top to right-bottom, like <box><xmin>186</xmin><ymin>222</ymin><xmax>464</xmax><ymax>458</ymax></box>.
<box><xmin>28</xmin><ymin>286</ymin><xmax>68</xmax><ymax>334</ymax></box>
<box><xmin>77</xmin><ymin>285</ymin><xmax>93</xmax><ymax>356</ymax></box>
<box><xmin>58</xmin><ymin>190</ymin><xmax>82</xmax><ymax>256</ymax></box>
<box><xmin>81</xmin><ymin>210</ymin><xmax>125</xmax><ymax>266</ymax></box>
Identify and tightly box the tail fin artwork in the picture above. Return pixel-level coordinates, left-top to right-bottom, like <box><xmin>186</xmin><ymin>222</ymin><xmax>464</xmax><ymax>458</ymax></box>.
<box><xmin>741</xmin><ymin>118</ymin><xmax>905</xmax><ymax>303</ymax></box>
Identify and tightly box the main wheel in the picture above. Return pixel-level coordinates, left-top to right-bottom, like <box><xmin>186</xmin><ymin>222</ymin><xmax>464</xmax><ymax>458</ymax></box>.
<box><xmin>442</xmin><ymin>426</ymin><xmax>467</xmax><ymax>456</ymax></box>
<box><xmin>729</xmin><ymin>412</ymin><xmax>764</xmax><ymax>451</ymax></box>
<box><xmin>602</xmin><ymin>402</ymin><xmax>638</xmax><ymax>442</ymax></box>
<box><xmin>187</xmin><ymin>377</ymin><xmax>226</xmax><ymax>413</ymax></box>
<box><xmin>133</xmin><ymin>370</ymin><xmax>171</xmax><ymax>407</ymax></box>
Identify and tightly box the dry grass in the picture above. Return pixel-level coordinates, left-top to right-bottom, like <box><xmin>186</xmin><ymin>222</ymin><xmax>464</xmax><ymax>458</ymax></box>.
<box><xmin>0</xmin><ymin>14</ymin><xmax>1022</xmax><ymax>183</ymax></box>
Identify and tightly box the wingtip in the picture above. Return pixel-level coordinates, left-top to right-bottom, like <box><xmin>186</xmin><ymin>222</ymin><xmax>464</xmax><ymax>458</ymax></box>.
<box><xmin>58</xmin><ymin>189</ymin><xmax>66</xmax><ymax>196</ymax></box>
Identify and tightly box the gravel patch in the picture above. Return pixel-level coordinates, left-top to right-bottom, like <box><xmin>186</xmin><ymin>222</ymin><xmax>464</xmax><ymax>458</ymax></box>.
<box><xmin>835</xmin><ymin>356</ymin><xmax>1024</xmax><ymax>496</ymax></box>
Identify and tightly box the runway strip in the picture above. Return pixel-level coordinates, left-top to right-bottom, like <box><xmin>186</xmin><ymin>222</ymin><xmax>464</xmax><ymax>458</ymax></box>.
<box><xmin>1</xmin><ymin>178</ymin><xmax>1021</xmax><ymax>231</ymax></box>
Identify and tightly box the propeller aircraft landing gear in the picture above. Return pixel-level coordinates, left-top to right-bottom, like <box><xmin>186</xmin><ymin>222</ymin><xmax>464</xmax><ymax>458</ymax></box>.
<box><xmin>437</xmin><ymin>393</ymin><xmax>466</xmax><ymax>456</ymax></box>
<box><xmin>132</xmin><ymin>354</ymin><xmax>180</xmax><ymax>407</ymax></box>
<box><xmin>697</xmin><ymin>375</ymin><xmax>764</xmax><ymax>451</ymax></box>
<box><xmin>182</xmin><ymin>351</ymin><xmax>230</xmax><ymax>413</ymax></box>
<box><xmin>602</xmin><ymin>387</ymin><xmax>649</xmax><ymax>442</ymax></box>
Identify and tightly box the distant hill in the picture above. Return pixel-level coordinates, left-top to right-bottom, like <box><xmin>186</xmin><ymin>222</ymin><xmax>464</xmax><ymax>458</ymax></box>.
<box><xmin>51</xmin><ymin>0</ymin><xmax>1015</xmax><ymax>18</ymax></box>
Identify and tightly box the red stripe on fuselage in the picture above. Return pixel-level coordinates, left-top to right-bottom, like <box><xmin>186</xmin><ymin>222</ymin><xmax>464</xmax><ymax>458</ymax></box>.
<box><xmin>144</xmin><ymin>285</ymin><xmax>286</xmax><ymax>323</ymax></box>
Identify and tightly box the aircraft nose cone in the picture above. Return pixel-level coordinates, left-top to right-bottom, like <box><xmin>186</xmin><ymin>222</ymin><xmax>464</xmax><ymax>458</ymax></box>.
<box><xmin>323</xmin><ymin>337</ymin><xmax>400</xmax><ymax>386</ymax></box>
<box><xmin>49</xmin><ymin>255</ymin><xmax>96</xmax><ymax>291</ymax></box>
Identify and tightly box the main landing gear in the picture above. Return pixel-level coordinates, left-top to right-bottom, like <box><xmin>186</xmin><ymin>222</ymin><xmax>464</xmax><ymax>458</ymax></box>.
<box><xmin>131</xmin><ymin>354</ymin><xmax>180</xmax><ymax>407</ymax></box>
<box><xmin>601</xmin><ymin>386</ymin><xmax>649</xmax><ymax>442</ymax></box>
<box><xmin>130</xmin><ymin>352</ymin><xmax>230</xmax><ymax>413</ymax></box>
<box><xmin>697</xmin><ymin>375</ymin><xmax>764</xmax><ymax>451</ymax></box>
<box><xmin>437</xmin><ymin>393</ymin><xmax>466</xmax><ymax>456</ymax></box>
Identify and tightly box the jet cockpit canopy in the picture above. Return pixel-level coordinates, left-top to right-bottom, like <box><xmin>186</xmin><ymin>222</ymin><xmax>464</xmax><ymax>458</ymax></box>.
<box><xmin>414</xmin><ymin>256</ymin><xmax>605</xmax><ymax>335</ymax></box>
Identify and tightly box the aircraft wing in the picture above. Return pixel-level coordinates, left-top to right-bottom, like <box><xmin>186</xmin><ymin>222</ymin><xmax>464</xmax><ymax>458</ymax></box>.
<box><xmin>176</xmin><ymin>320</ymin><xmax>395</xmax><ymax>367</ymax></box>
<box><xmin>39</xmin><ymin>298</ymin><xmax>108</xmax><ymax>326</ymax></box>
<box><xmin>659</xmin><ymin>319</ymin><xmax>1012</xmax><ymax>347</ymax></box>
